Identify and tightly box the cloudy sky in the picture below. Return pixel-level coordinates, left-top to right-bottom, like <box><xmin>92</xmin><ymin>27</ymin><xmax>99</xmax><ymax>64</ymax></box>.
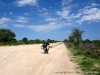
<box><xmin>0</xmin><ymin>0</ymin><xmax>100</xmax><ymax>41</ymax></box>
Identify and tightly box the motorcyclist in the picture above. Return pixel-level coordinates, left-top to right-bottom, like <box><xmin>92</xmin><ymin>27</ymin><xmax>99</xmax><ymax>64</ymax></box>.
<box><xmin>41</xmin><ymin>40</ymin><xmax>49</xmax><ymax>53</ymax></box>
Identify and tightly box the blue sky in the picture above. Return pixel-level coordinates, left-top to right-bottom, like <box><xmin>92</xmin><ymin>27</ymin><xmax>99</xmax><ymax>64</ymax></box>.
<box><xmin>0</xmin><ymin>0</ymin><xmax>100</xmax><ymax>41</ymax></box>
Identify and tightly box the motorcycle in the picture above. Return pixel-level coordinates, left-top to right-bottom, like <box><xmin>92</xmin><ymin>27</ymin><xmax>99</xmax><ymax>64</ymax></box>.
<box><xmin>41</xmin><ymin>46</ymin><xmax>49</xmax><ymax>54</ymax></box>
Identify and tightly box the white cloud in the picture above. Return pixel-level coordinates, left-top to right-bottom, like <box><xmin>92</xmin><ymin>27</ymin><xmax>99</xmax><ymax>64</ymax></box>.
<box><xmin>0</xmin><ymin>17</ymin><xmax>11</xmax><ymax>24</ymax></box>
<box><xmin>57</xmin><ymin>4</ymin><xmax>77</xmax><ymax>19</ymax></box>
<box><xmin>38</xmin><ymin>7</ymin><xmax>49</xmax><ymax>18</ymax></box>
<box><xmin>44</xmin><ymin>12</ymin><xmax>48</xmax><ymax>15</ymax></box>
<box><xmin>83</xmin><ymin>8</ymin><xmax>99</xmax><ymax>15</ymax></box>
<box><xmin>13</xmin><ymin>15</ymin><xmax>74</xmax><ymax>32</ymax></box>
<box><xmin>45</xmin><ymin>18</ymin><xmax>58</xmax><ymax>21</ymax></box>
<box><xmin>62</xmin><ymin>0</ymin><xmax>73</xmax><ymax>5</ymax></box>
<box><xmin>91</xmin><ymin>3</ymin><xmax>100</xmax><ymax>7</ymax></box>
<box><xmin>0</xmin><ymin>17</ymin><xmax>11</xmax><ymax>27</ymax></box>
<box><xmin>62</xmin><ymin>4</ymin><xmax>77</xmax><ymax>10</ymax></box>
<box><xmin>38</xmin><ymin>9</ymin><xmax>42</xmax><ymax>12</ymax></box>
<box><xmin>38</xmin><ymin>8</ymin><xmax>48</xmax><ymax>13</ymax></box>
<box><xmin>56</xmin><ymin>1</ymin><xmax>79</xmax><ymax>23</ymax></box>
<box><xmin>58</xmin><ymin>2</ymin><xmax>100</xmax><ymax>25</ymax></box>
<box><xmin>13</xmin><ymin>24</ymin><xmax>25</xmax><ymax>28</ymax></box>
<box><xmin>16</xmin><ymin>16</ymin><xmax>28</xmax><ymax>23</ymax></box>
<box><xmin>13</xmin><ymin>21</ymin><xmax>72</xmax><ymax>32</ymax></box>
<box><xmin>64</xmin><ymin>12</ymin><xmax>81</xmax><ymax>19</ymax></box>
<box><xmin>72</xmin><ymin>13</ymin><xmax>81</xmax><ymax>18</ymax></box>
<box><xmin>26</xmin><ymin>21</ymin><xmax>73</xmax><ymax>32</ymax></box>
<box><xmin>42</xmin><ymin>8</ymin><xmax>47</xmax><ymax>11</ymax></box>
<box><xmin>23</xmin><ymin>13</ymin><xmax>29</xmax><ymax>15</ymax></box>
<box><xmin>27</xmin><ymin>23</ymin><xmax>61</xmax><ymax>32</ymax></box>
<box><xmin>38</xmin><ymin>12</ymin><xmax>49</xmax><ymax>17</ymax></box>
<box><xmin>79</xmin><ymin>3</ymin><xmax>100</xmax><ymax>12</ymax></box>
<box><xmin>38</xmin><ymin>8</ymin><xmax>48</xmax><ymax>12</ymax></box>
<box><xmin>83</xmin><ymin>11</ymin><xmax>100</xmax><ymax>21</ymax></box>
<box><xmin>57</xmin><ymin>10</ymin><xmax>70</xmax><ymax>19</ymax></box>
<box><xmin>16</xmin><ymin>0</ymin><xmax>38</xmax><ymax>7</ymax></box>
<box><xmin>76</xmin><ymin>8</ymin><xmax>100</xmax><ymax>24</ymax></box>
<box><xmin>14</xmin><ymin>24</ymin><xmax>56</xmax><ymax>32</ymax></box>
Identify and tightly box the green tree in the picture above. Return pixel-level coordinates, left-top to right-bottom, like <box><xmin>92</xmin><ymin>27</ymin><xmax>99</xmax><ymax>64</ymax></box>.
<box><xmin>47</xmin><ymin>39</ymin><xmax>53</xmax><ymax>43</ymax></box>
<box><xmin>29</xmin><ymin>40</ymin><xmax>34</xmax><ymax>44</ymax></box>
<box><xmin>64</xmin><ymin>39</ymin><xmax>67</xmax><ymax>42</ymax></box>
<box><xmin>93</xmin><ymin>40</ymin><xmax>100</xmax><ymax>49</ymax></box>
<box><xmin>68</xmin><ymin>28</ymin><xmax>84</xmax><ymax>48</ymax></box>
<box><xmin>0</xmin><ymin>29</ymin><xmax>16</xmax><ymax>44</ymax></box>
<box><xmin>83</xmin><ymin>39</ymin><xmax>92</xmax><ymax>43</ymax></box>
<box><xmin>22</xmin><ymin>37</ymin><xmax>28</xmax><ymax>44</ymax></box>
<box><xmin>34</xmin><ymin>39</ymin><xmax>41</xmax><ymax>43</ymax></box>
<box><xmin>68</xmin><ymin>35</ymin><xmax>74</xmax><ymax>42</ymax></box>
<box><xmin>71</xmin><ymin>28</ymin><xmax>84</xmax><ymax>43</ymax></box>
<box><xmin>10</xmin><ymin>38</ymin><xmax>17</xmax><ymax>44</ymax></box>
<box><xmin>41</xmin><ymin>40</ymin><xmax>45</xmax><ymax>43</ymax></box>
<box><xmin>51</xmin><ymin>40</ymin><xmax>55</xmax><ymax>43</ymax></box>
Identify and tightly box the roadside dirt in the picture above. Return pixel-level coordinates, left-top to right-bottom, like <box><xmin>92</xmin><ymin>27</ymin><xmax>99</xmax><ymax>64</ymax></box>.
<box><xmin>0</xmin><ymin>43</ymin><xmax>83</xmax><ymax>75</ymax></box>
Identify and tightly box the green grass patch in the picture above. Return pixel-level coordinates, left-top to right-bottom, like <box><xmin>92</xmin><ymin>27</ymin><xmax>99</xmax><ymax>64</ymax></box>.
<box><xmin>67</xmin><ymin>47</ymin><xmax>100</xmax><ymax>75</ymax></box>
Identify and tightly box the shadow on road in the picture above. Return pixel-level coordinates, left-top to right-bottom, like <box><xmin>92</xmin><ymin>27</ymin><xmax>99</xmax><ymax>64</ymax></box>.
<box><xmin>41</xmin><ymin>52</ymin><xmax>49</xmax><ymax>54</ymax></box>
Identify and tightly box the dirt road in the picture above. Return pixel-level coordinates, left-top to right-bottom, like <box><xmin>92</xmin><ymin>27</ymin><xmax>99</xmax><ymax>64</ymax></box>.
<box><xmin>0</xmin><ymin>43</ymin><xmax>83</xmax><ymax>75</ymax></box>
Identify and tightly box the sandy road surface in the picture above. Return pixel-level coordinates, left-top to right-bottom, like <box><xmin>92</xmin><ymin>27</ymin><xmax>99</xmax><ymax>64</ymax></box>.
<box><xmin>0</xmin><ymin>43</ymin><xmax>83</xmax><ymax>75</ymax></box>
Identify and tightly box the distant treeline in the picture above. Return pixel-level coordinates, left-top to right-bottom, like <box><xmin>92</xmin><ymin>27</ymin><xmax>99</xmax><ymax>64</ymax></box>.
<box><xmin>0</xmin><ymin>29</ymin><xmax>58</xmax><ymax>46</ymax></box>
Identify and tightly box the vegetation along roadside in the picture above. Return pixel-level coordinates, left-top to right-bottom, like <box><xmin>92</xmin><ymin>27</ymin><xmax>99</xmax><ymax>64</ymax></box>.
<box><xmin>64</xmin><ymin>28</ymin><xmax>100</xmax><ymax>75</ymax></box>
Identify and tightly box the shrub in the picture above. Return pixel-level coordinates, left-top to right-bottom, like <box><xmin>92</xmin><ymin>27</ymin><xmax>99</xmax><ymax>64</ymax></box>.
<box><xmin>79</xmin><ymin>43</ymin><xmax>96</xmax><ymax>50</ymax></box>
<box><xmin>83</xmin><ymin>50</ymin><xmax>99</xmax><ymax>58</ymax></box>
<box><xmin>74</xmin><ymin>50</ymin><xmax>83</xmax><ymax>56</ymax></box>
<box><xmin>79</xmin><ymin>60</ymin><xmax>94</xmax><ymax>71</ymax></box>
<box><xmin>64</xmin><ymin>42</ymin><xmax>74</xmax><ymax>48</ymax></box>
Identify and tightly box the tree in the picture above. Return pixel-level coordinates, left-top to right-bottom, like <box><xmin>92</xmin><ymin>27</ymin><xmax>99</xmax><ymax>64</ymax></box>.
<box><xmin>68</xmin><ymin>35</ymin><xmax>74</xmax><ymax>42</ymax></box>
<box><xmin>22</xmin><ymin>37</ymin><xmax>28</xmax><ymax>44</ymax></box>
<box><xmin>64</xmin><ymin>39</ymin><xmax>67</xmax><ymax>42</ymax></box>
<box><xmin>68</xmin><ymin>28</ymin><xmax>84</xmax><ymax>48</ymax></box>
<box><xmin>93</xmin><ymin>40</ymin><xmax>100</xmax><ymax>49</ymax></box>
<box><xmin>47</xmin><ymin>39</ymin><xmax>53</xmax><ymax>43</ymax></box>
<box><xmin>29</xmin><ymin>40</ymin><xmax>34</xmax><ymax>44</ymax></box>
<box><xmin>83</xmin><ymin>39</ymin><xmax>91</xmax><ymax>43</ymax></box>
<box><xmin>0</xmin><ymin>29</ymin><xmax>16</xmax><ymax>44</ymax></box>
<box><xmin>71</xmin><ymin>28</ymin><xmax>84</xmax><ymax>44</ymax></box>
<box><xmin>34</xmin><ymin>39</ymin><xmax>41</xmax><ymax>43</ymax></box>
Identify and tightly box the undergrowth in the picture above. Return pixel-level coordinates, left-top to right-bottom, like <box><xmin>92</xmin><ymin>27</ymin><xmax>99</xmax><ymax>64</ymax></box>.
<box><xmin>67</xmin><ymin>47</ymin><xmax>100</xmax><ymax>75</ymax></box>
